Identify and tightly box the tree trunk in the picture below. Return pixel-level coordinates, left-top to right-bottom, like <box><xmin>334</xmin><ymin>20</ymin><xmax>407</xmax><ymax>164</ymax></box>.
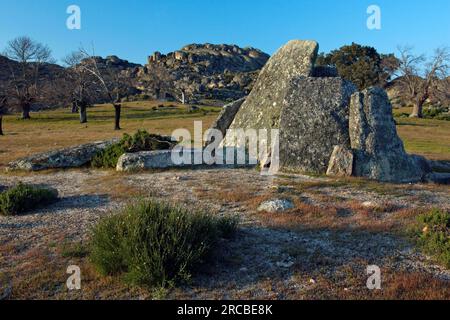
<box><xmin>0</xmin><ymin>116</ymin><xmax>3</xmax><ymax>136</ymax></box>
<box><xmin>72</xmin><ymin>102</ymin><xmax>79</xmax><ymax>114</ymax></box>
<box><xmin>410</xmin><ymin>100</ymin><xmax>424</xmax><ymax>118</ymax></box>
<box><xmin>114</xmin><ymin>103</ymin><xmax>121</xmax><ymax>130</ymax></box>
<box><xmin>22</xmin><ymin>103</ymin><xmax>31</xmax><ymax>119</ymax></box>
<box><xmin>79</xmin><ymin>105</ymin><xmax>87</xmax><ymax>123</ymax></box>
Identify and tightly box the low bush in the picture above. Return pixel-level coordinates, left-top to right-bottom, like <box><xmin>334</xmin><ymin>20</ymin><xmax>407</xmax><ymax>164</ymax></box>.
<box><xmin>411</xmin><ymin>209</ymin><xmax>450</xmax><ymax>268</ymax></box>
<box><xmin>422</xmin><ymin>106</ymin><xmax>450</xmax><ymax>121</ymax></box>
<box><xmin>91</xmin><ymin>130</ymin><xmax>175</xmax><ymax>168</ymax></box>
<box><xmin>89</xmin><ymin>200</ymin><xmax>238</xmax><ymax>288</ymax></box>
<box><xmin>0</xmin><ymin>183</ymin><xmax>58</xmax><ymax>216</ymax></box>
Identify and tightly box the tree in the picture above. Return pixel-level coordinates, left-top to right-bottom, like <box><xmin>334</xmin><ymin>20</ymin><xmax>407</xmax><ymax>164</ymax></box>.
<box><xmin>78</xmin><ymin>47</ymin><xmax>132</xmax><ymax>130</ymax></box>
<box><xmin>63</xmin><ymin>51</ymin><xmax>96</xmax><ymax>124</ymax></box>
<box><xmin>396</xmin><ymin>46</ymin><xmax>450</xmax><ymax>118</ymax></box>
<box><xmin>317</xmin><ymin>43</ymin><xmax>399</xmax><ymax>90</ymax></box>
<box><xmin>0</xmin><ymin>95</ymin><xmax>6</xmax><ymax>135</ymax></box>
<box><xmin>3</xmin><ymin>36</ymin><xmax>54</xmax><ymax>119</ymax></box>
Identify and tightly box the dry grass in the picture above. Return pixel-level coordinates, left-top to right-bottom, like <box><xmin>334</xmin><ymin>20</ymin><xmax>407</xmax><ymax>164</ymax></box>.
<box><xmin>394</xmin><ymin>107</ymin><xmax>450</xmax><ymax>161</ymax></box>
<box><xmin>257</xmin><ymin>197</ymin><xmax>428</xmax><ymax>233</ymax></box>
<box><xmin>0</xmin><ymin>101</ymin><xmax>221</xmax><ymax>168</ymax></box>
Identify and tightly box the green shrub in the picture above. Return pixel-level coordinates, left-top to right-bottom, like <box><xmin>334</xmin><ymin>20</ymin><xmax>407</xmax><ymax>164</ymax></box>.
<box><xmin>90</xmin><ymin>200</ymin><xmax>238</xmax><ymax>288</ymax></box>
<box><xmin>422</xmin><ymin>106</ymin><xmax>450</xmax><ymax>120</ymax></box>
<box><xmin>412</xmin><ymin>209</ymin><xmax>450</xmax><ymax>268</ymax></box>
<box><xmin>91</xmin><ymin>130</ymin><xmax>174</xmax><ymax>168</ymax></box>
<box><xmin>91</xmin><ymin>143</ymin><xmax>126</xmax><ymax>169</ymax></box>
<box><xmin>0</xmin><ymin>183</ymin><xmax>58</xmax><ymax>216</ymax></box>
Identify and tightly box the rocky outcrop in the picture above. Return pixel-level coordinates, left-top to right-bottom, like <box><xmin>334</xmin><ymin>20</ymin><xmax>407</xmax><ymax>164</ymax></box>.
<box><xmin>7</xmin><ymin>140</ymin><xmax>118</xmax><ymax>171</ymax></box>
<box><xmin>227</xmin><ymin>40</ymin><xmax>319</xmax><ymax>133</ymax></box>
<box><xmin>140</xmin><ymin>44</ymin><xmax>270</xmax><ymax>102</ymax></box>
<box><xmin>279</xmin><ymin>77</ymin><xmax>356</xmax><ymax>174</ymax></box>
<box><xmin>349</xmin><ymin>87</ymin><xmax>431</xmax><ymax>183</ymax></box>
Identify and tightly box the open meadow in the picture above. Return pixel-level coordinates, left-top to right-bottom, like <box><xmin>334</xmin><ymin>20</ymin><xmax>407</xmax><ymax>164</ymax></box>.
<box><xmin>1</xmin><ymin>103</ymin><xmax>449</xmax><ymax>167</ymax></box>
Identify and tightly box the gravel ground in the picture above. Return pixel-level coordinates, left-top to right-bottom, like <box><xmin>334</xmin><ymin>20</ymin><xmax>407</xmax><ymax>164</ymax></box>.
<box><xmin>0</xmin><ymin>168</ymin><xmax>449</xmax><ymax>299</ymax></box>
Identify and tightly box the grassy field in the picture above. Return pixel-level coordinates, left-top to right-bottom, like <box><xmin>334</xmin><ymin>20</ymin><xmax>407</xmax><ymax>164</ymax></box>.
<box><xmin>394</xmin><ymin>107</ymin><xmax>450</xmax><ymax>161</ymax></box>
<box><xmin>0</xmin><ymin>101</ymin><xmax>221</xmax><ymax>167</ymax></box>
<box><xmin>0</xmin><ymin>102</ymin><xmax>449</xmax><ymax>167</ymax></box>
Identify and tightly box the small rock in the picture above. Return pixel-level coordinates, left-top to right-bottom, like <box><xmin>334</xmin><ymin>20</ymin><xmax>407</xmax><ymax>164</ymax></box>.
<box><xmin>258</xmin><ymin>199</ymin><xmax>294</xmax><ymax>213</ymax></box>
<box><xmin>362</xmin><ymin>201</ymin><xmax>377</xmax><ymax>208</ymax></box>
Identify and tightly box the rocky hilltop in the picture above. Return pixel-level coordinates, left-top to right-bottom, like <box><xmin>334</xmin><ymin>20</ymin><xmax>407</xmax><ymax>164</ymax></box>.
<box><xmin>0</xmin><ymin>44</ymin><xmax>269</xmax><ymax>108</ymax></box>
<box><xmin>137</xmin><ymin>44</ymin><xmax>270</xmax><ymax>102</ymax></box>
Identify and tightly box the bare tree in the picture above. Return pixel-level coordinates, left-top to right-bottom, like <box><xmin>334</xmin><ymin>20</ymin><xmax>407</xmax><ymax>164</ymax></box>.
<box><xmin>78</xmin><ymin>47</ymin><xmax>131</xmax><ymax>130</ymax></box>
<box><xmin>396</xmin><ymin>46</ymin><xmax>450</xmax><ymax>118</ymax></box>
<box><xmin>3</xmin><ymin>36</ymin><xmax>54</xmax><ymax>119</ymax></box>
<box><xmin>63</xmin><ymin>51</ymin><xmax>96</xmax><ymax>123</ymax></box>
<box><xmin>0</xmin><ymin>95</ymin><xmax>6</xmax><ymax>135</ymax></box>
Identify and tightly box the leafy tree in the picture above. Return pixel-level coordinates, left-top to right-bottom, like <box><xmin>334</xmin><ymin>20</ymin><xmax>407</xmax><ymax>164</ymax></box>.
<box><xmin>317</xmin><ymin>43</ymin><xmax>399</xmax><ymax>90</ymax></box>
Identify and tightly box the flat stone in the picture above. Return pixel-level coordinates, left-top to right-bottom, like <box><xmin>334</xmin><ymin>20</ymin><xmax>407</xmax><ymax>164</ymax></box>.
<box><xmin>257</xmin><ymin>199</ymin><xmax>294</xmax><ymax>213</ymax></box>
<box><xmin>425</xmin><ymin>172</ymin><xmax>450</xmax><ymax>185</ymax></box>
<box><xmin>116</xmin><ymin>148</ymin><xmax>256</xmax><ymax>172</ymax></box>
<box><xmin>7</xmin><ymin>140</ymin><xmax>118</xmax><ymax>171</ymax></box>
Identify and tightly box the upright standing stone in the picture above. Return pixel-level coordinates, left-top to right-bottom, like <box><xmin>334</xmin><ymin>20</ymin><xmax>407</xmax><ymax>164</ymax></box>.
<box><xmin>205</xmin><ymin>98</ymin><xmax>245</xmax><ymax>146</ymax></box>
<box><xmin>279</xmin><ymin>77</ymin><xmax>357</xmax><ymax>174</ymax></box>
<box><xmin>349</xmin><ymin>87</ymin><xmax>430</xmax><ymax>183</ymax></box>
<box><xmin>227</xmin><ymin>40</ymin><xmax>319</xmax><ymax>133</ymax></box>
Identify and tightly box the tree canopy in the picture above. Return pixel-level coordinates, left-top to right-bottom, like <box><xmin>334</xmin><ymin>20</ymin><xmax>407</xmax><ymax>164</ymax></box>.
<box><xmin>317</xmin><ymin>43</ymin><xmax>399</xmax><ymax>90</ymax></box>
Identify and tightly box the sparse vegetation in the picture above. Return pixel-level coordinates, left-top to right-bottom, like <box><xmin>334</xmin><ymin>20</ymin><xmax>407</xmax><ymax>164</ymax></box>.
<box><xmin>89</xmin><ymin>199</ymin><xmax>238</xmax><ymax>288</ymax></box>
<box><xmin>412</xmin><ymin>209</ymin><xmax>450</xmax><ymax>268</ymax></box>
<box><xmin>0</xmin><ymin>183</ymin><xmax>58</xmax><ymax>216</ymax></box>
<box><xmin>91</xmin><ymin>129</ymin><xmax>175</xmax><ymax>168</ymax></box>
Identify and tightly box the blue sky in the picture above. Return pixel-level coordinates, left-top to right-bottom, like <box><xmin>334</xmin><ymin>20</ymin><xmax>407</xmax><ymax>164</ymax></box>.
<box><xmin>0</xmin><ymin>0</ymin><xmax>449</xmax><ymax>64</ymax></box>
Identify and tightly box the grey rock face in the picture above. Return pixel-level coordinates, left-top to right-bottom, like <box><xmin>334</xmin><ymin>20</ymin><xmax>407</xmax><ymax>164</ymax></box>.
<box><xmin>257</xmin><ymin>199</ymin><xmax>294</xmax><ymax>213</ymax></box>
<box><xmin>205</xmin><ymin>98</ymin><xmax>246</xmax><ymax>146</ymax></box>
<box><xmin>349</xmin><ymin>87</ymin><xmax>431</xmax><ymax>183</ymax></box>
<box><xmin>279</xmin><ymin>77</ymin><xmax>357</xmax><ymax>174</ymax></box>
<box><xmin>228</xmin><ymin>40</ymin><xmax>319</xmax><ymax>133</ymax></box>
<box><xmin>326</xmin><ymin>145</ymin><xmax>354</xmax><ymax>177</ymax></box>
<box><xmin>7</xmin><ymin>140</ymin><xmax>118</xmax><ymax>171</ymax></box>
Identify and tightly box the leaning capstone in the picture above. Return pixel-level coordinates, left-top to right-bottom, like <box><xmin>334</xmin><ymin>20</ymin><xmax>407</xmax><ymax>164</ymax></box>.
<box><xmin>349</xmin><ymin>87</ymin><xmax>431</xmax><ymax>183</ymax></box>
<box><xmin>279</xmin><ymin>77</ymin><xmax>357</xmax><ymax>174</ymax></box>
<box><xmin>326</xmin><ymin>145</ymin><xmax>354</xmax><ymax>177</ymax></box>
<box><xmin>205</xmin><ymin>97</ymin><xmax>245</xmax><ymax>146</ymax></box>
<box><xmin>7</xmin><ymin>140</ymin><xmax>118</xmax><ymax>171</ymax></box>
<box><xmin>258</xmin><ymin>199</ymin><xmax>294</xmax><ymax>213</ymax></box>
<box><xmin>226</xmin><ymin>40</ymin><xmax>319</xmax><ymax>140</ymax></box>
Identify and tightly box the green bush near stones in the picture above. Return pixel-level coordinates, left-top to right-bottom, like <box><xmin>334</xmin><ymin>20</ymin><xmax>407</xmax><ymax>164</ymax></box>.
<box><xmin>411</xmin><ymin>209</ymin><xmax>450</xmax><ymax>268</ymax></box>
<box><xmin>89</xmin><ymin>199</ymin><xmax>238</xmax><ymax>288</ymax></box>
<box><xmin>0</xmin><ymin>183</ymin><xmax>58</xmax><ymax>216</ymax></box>
<box><xmin>91</xmin><ymin>130</ymin><xmax>174</xmax><ymax>169</ymax></box>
